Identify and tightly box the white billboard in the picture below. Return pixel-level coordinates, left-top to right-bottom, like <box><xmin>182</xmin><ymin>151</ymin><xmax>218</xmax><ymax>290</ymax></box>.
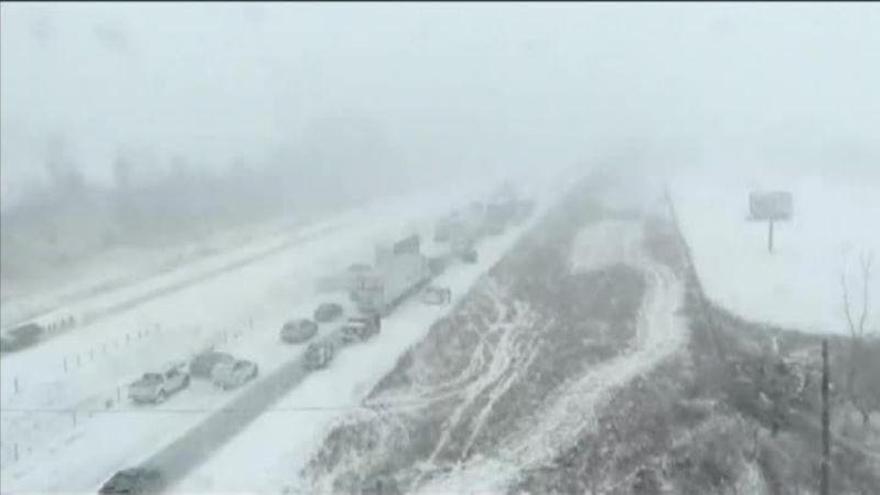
<box><xmin>749</xmin><ymin>191</ymin><xmax>793</xmax><ymax>221</ymax></box>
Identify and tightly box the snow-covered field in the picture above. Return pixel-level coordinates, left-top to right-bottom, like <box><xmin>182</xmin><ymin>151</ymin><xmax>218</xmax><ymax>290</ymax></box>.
<box><xmin>0</xmin><ymin>169</ymin><xmax>565</xmax><ymax>494</ymax></box>
<box><xmin>670</xmin><ymin>168</ymin><xmax>880</xmax><ymax>335</ymax></box>
<box><xmin>0</xmin><ymin>216</ymin><xmax>300</xmax><ymax>330</ymax></box>
<box><xmin>0</xmin><ymin>184</ymin><xmax>479</xmax><ymax>333</ymax></box>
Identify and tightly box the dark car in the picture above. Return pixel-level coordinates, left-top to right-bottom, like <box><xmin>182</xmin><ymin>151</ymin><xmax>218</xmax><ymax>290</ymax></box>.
<box><xmin>280</xmin><ymin>319</ymin><xmax>319</xmax><ymax>344</ymax></box>
<box><xmin>98</xmin><ymin>467</ymin><xmax>164</xmax><ymax>494</ymax></box>
<box><xmin>313</xmin><ymin>302</ymin><xmax>344</xmax><ymax>323</ymax></box>
<box><xmin>0</xmin><ymin>323</ymin><xmax>44</xmax><ymax>353</ymax></box>
<box><xmin>189</xmin><ymin>351</ymin><xmax>235</xmax><ymax>378</ymax></box>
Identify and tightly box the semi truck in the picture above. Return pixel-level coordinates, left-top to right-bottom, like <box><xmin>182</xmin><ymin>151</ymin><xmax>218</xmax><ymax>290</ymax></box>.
<box><xmin>350</xmin><ymin>234</ymin><xmax>432</xmax><ymax>316</ymax></box>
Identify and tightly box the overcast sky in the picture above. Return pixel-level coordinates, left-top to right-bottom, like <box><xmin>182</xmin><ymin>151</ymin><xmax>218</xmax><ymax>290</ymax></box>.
<box><xmin>2</xmin><ymin>2</ymin><xmax>879</xmax><ymax>208</ymax></box>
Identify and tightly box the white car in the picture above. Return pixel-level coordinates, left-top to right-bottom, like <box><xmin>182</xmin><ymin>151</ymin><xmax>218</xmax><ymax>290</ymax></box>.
<box><xmin>211</xmin><ymin>359</ymin><xmax>258</xmax><ymax>390</ymax></box>
<box><xmin>129</xmin><ymin>362</ymin><xmax>190</xmax><ymax>403</ymax></box>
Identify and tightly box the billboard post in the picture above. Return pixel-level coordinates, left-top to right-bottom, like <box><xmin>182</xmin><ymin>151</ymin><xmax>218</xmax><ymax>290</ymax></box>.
<box><xmin>748</xmin><ymin>191</ymin><xmax>793</xmax><ymax>254</ymax></box>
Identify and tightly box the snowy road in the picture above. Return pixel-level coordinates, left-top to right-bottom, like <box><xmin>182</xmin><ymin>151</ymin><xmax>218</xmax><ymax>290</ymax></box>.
<box><xmin>0</xmin><ymin>181</ymin><xmax>497</xmax><ymax>493</ymax></box>
<box><xmin>160</xmin><ymin>171</ymin><xmax>575</xmax><ymax>494</ymax></box>
<box><xmin>166</xmin><ymin>192</ymin><xmax>556</xmax><ymax>494</ymax></box>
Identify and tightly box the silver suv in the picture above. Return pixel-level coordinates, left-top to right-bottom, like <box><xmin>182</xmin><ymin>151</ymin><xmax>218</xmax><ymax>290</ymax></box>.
<box><xmin>128</xmin><ymin>362</ymin><xmax>190</xmax><ymax>404</ymax></box>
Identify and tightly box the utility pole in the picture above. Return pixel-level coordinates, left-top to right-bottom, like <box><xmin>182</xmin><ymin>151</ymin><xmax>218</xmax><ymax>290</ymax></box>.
<box><xmin>768</xmin><ymin>220</ymin><xmax>775</xmax><ymax>254</ymax></box>
<box><xmin>821</xmin><ymin>339</ymin><xmax>831</xmax><ymax>495</ymax></box>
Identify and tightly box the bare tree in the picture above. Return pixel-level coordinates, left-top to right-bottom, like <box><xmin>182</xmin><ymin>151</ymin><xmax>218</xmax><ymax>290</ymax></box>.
<box><xmin>840</xmin><ymin>250</ymin><xmax>875</xmax><ymax>425</ymax></box>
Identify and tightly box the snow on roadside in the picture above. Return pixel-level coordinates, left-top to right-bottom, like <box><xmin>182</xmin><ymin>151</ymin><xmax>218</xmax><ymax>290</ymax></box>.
<box><xmin>414</xmin><ymin>218</ymin><xmax>687</xmax><ymax>495</ymax></box>
<box><xmin>0</xmin><ymin>177</ymin><xmax>495</xmax><ymax>332</ymax></box>
<box><xmin>670</xmin><ymin>169</ymin><xmax>880</xmax><ymax>335</ymax></box>
<box><xmin>0</xmin><ymin>216</ymin><xmax>299</xmax><ymax>329</ymax></box>
<box><xmin>0</xmin><ymin>182</ymin><xmax>497</xmax><ymax>492</ymax></box>
<box><xmin>166</xmin><ymin>175</ymin><xmax>566</xmax><ymax>495</ymax></box>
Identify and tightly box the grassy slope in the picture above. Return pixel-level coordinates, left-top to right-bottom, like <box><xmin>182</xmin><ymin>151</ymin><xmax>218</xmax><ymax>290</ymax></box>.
<box><xmin>514</xmin><ymin>204</ymin><xmax>880</xmax><ymax>495</ymax></box>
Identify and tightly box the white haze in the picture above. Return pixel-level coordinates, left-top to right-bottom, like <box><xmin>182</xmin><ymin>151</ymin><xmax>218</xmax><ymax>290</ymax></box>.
<box><xmin>3</xmin><ymin>2</ymin><xmax>879</xmax><ymax>210</ymax></box>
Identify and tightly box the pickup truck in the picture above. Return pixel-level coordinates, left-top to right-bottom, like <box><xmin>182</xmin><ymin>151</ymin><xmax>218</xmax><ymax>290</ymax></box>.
<box><xmin>128</xmin><ymin>363</ymin><xmax>190</xmax><ymax>404</ymax></box>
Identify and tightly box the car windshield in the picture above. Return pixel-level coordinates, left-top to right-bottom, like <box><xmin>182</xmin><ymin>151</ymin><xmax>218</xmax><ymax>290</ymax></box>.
<box><xmin>4</xmin><ymin>3</ymin><xmax>880</xmax><ymax>495</ymax></box>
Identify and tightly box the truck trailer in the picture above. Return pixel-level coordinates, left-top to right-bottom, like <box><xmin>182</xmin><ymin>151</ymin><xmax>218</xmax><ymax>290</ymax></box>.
<box><xmin>350</xmin><ymin>234</ymin><xmax>432</xmax><ymax>316</ymax></box>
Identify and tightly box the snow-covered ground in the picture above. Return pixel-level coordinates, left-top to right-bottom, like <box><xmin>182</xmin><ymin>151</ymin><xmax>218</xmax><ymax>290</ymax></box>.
<box><xmin>413</xmin><ymin>218</ymin><xmax>686</xmax><ymax>495</ymax></box>
<box><xmin>670</xmin><ymin>168</ymin><xmax>880</xmax><ymax>335</ymax></box>
<box><xmin>0</xmin><ymin>216</ymin><xmax>300</xmax><ymax>330</ymax></box>
<box><xmin>0</xmin><ymin>168</ymin><xmax>566</xmax><ymax>493</ymax></box>
<box><xmin>0</xmin><ymin>184</ymin><xmax>472</xmax><ymax>334</ymax></box>
<box><xmin>165</xmin><ymin>174</ymin><xmax>568</xmax><ymax>494</ymax></box>
<box><xmin>0</xmin><ymin>178</ymin><xmax>509</xmax><ymax>492</ymax></box>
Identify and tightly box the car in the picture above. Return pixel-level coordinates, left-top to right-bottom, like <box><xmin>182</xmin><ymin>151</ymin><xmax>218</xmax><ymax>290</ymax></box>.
<box><xmin>98</xmin><ymin>467</ymin><xmax>164</xmax><ymax>494</ymax></box>
<box><xmin>189</xmin><ymin>350</ymin><xmax>236</xmax><ymax>378</ymax></box>
<box><xmin>211</xmin><ymin>359</ymin><xmax>258</xmax><ymax>390</ymax></box>
<box><xmin>304</xmin><ymin>341</ymin><xmax>335</xmax><ymax>370</ymax></box>
<box><xmin>280</xmin><ymin>319</ymin><xmax>318</xmax><ymax>344</ymax></box>
<box><xmin>128</xmin><ymin>362</ymin><xmax>190</xmax><ymax>404</ymax></box>
<box><xmin>313</xmin><ymin>302</ymin><xmax>344</xmax><ymax>323</ymax></box>
<box><xmin>0</xmin><ymin>323</ymin><xmax>44</xmax><ymax>354</ymax></box>
<box><xmin>427</xmin><ymin>256</ymin><xmax>448</xmax><ymax>276</ymax></box>
<box><xmin>421</xmin><ymin>286</ymin><xmax>451</xmax><ymax>305</ymax></box>
<box><xmin>340</xmin><ymin>315</ymin><xmax>380</xmax><ymax>344</ymax></box>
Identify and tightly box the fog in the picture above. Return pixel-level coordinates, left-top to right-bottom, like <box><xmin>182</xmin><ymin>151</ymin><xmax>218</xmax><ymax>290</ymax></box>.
<box><xmin>3</xmin><ymin>5</ymin><xmax>880</xmax><ymax>492</ymax></box>
<box><xmin>2</xmin><ymin>3</ymin><xmax>879</xmax><ymax>287</ymax></box>
<box><xmin>4</xmin><ymin>3</ymin><xmax>879</xmax><ymax>204</ymax></box>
